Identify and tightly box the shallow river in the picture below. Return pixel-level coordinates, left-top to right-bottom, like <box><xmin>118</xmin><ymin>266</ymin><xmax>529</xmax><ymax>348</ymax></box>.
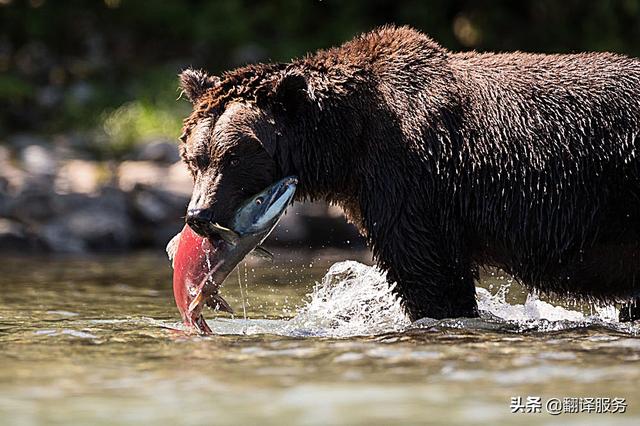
<box><xmin>1</xmin><ymin>250</ymin><xmax>639</xmax><ymax>425</ymax></box>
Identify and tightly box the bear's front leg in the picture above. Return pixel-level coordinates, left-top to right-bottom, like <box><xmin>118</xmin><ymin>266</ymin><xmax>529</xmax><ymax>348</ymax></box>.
<box><xmin>371</xmin><ymin>223</ymin><xmax>479</xmax><ymax>321</ymax></box>
<box><xmin>386</xmin><ymin>258</ymin><xmax>479</xmax><ymax>321</ymax></box>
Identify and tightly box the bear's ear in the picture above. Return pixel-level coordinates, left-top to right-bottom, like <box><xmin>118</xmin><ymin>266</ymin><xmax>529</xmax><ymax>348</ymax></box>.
<box><xmin>179</xmin><ymin>68</ymin><xmax>221</xmax><ymax>103</ymax></box>
<box><xmin>271</xmin><ymin>71</ymin><xmax>313</xmax><ymax>116</ymax></box>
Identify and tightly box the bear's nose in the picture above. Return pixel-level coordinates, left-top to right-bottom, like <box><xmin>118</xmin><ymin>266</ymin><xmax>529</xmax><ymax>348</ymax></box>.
<box><xmin>186</xmin><ymin>208</ymin><xmax>213</xmax><ymax>237</ymax></box>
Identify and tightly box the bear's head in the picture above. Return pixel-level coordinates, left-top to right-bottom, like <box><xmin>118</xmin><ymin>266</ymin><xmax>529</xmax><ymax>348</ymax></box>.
<box><xmin>178</xmin><ymin>67</ymin><xmax>316</xmax><ymax>236</ymax></box>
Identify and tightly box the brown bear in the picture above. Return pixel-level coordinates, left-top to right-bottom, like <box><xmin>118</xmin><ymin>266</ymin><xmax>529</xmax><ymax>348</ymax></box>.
<box><xmin>177</xmin><ymin>25</ymin><xmax>640</xmax><ymax>321</ymax></box>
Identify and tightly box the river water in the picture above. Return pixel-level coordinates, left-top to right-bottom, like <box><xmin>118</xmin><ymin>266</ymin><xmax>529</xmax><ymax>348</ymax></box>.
<box><xmin>1</xmin><ymin>251</ymin><xmax>639</xmax><ymax>425</ymax></box>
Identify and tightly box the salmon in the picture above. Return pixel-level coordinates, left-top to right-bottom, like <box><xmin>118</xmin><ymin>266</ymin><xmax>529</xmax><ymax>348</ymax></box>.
<box><xmin>167</xmin><ymin>176</ymin><xmax>297</xmax><ymax>333</ymax></box>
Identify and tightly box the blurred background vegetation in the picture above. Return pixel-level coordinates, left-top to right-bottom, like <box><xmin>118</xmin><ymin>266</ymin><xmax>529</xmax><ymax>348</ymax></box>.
<box><xmin>1</xmin><ymin>0</ymin><xmax>640</xmax><ymax>253</ymax></box>
<box><xmin>2</xmin><ymin>0</ymin><xmax>640</xmax><ymax>154</ymax></box>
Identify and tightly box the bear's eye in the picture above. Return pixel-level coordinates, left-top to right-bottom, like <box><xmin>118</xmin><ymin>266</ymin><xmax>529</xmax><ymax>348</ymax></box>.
<box><xmin>229</xmin><ymin>157</ymin><xmax>240</xmax><ymax>167</ymax></box>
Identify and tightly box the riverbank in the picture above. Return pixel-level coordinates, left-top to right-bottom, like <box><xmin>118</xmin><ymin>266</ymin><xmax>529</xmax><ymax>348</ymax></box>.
<box><xmin>0</xmin><ymin>136</ymin><xmax>362</xmax><ymax>253</ymax></box>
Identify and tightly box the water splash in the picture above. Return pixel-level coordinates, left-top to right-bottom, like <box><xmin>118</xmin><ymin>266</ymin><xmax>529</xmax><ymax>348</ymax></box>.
<box><xmin>469</xmin><ymin>287</ymin><xmax>626</xmax><ymax>333</ymax></box>
<box><xmin>476</xmin><ymin>287</ymin><xmax>587</xmax><ymax>322</ymax></box>
<box><xmin>237</xmin><ymin>265</ymin><xmax>248</xmax><ymax>333</ymax></box>
<box><xmin>183</xmin><ymin>261</ymin><xmax>638</xmax><ymax>337</ymax></box>
<box><xmin>285</xmin><ymin>261</ymin><xmax>410</xmax><ymax>337</ymax></box>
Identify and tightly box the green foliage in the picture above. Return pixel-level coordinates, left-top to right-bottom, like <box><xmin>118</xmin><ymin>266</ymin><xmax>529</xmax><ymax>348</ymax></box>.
<box><xmin>88</xmin><ymin>101</ymin><xmax>182</xmax><ymax>160</ymax></box>
<box><xmin>0</xmin><ymin>74</ymin><xmax>34</xmax><ymax>101</ymax></box>
<box><xmin>2</xmin><ymin>0</ymin><xmax>640</xmax><ymax>150</ymax></box>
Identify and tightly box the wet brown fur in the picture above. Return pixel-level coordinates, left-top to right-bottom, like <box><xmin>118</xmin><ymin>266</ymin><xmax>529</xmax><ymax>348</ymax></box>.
<box><xmin>179</xmin><ymin>26</ymin><xmax>640</xmax><ymax>321</ymax></box>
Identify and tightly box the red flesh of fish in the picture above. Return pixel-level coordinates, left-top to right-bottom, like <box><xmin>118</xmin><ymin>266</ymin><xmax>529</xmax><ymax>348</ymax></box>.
<box><xmin>171</xmin><ymin>225</ymin><xmax>217</xmax><ymax>334</ymax></box>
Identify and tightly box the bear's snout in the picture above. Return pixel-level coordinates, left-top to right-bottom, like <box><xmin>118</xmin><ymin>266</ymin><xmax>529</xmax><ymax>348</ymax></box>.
<box><xmin>186</xmin><ymin>208</ymin><xmax>215</xmax><ymax>237</ymax></box>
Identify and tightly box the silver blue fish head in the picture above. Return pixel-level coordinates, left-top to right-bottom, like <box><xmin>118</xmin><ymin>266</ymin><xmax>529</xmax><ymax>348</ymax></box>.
<box><xmin>232</xmin><ymin>176</ymin><xmax>298</xmax><ymax>236</ymax></box>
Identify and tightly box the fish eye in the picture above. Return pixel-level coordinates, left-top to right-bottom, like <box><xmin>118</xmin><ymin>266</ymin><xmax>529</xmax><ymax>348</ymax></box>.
<box><xmin>255</xmin><ymin>197</ymin><xmax>264</xmax><ymax>205</ymax></box>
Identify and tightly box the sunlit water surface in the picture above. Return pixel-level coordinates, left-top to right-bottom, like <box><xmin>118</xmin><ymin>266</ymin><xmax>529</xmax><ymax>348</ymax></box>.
<box><xmin>1</xmin><ymin>251</ymin><xmax>639</xmax><ymax>425</ymax></box>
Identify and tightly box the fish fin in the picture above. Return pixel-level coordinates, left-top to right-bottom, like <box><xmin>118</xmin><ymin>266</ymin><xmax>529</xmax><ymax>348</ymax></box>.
<box><xmin>211</xmin><ymin>223</ymin><xmax>240</xmax><ymax>244</ymax></box>
<box><xmin>251</xmin><ymin>246</ymin><xmax>274</xmax><ymax>261</ymax></box>
<box><xmin>206</xmin><ymin>294</ymin><xmax>234</xmax><ymax>314</ymax></box>
<box><xmin>165</xmin><ymin>232</ymin><xmax>181</xmax><ymax>268</ymax></box>
<box><xmin>188</xmin><ymin>290</ymin><xmax>204</xmax><ymax>314</ymax></box>
<box><xmin>194</xmin><ymin>314</ymin><xmax>212</xmax><ymax>334</ymax></box>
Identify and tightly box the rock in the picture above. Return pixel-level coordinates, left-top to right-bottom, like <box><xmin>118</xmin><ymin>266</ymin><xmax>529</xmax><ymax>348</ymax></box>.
<box><xmin>55</xmin><ymin>160</ymin><xmax>101</xmax><ymax>194</ymax></box>
<box><xmin>52</xmin><ymin>132</ymin><xmax>94</xmax><ymax>155</ymax></box>
<box><xmin>0</xmin><ymin>181</ymin><xmax>8</xmax><ymax>216</ymax></box>
<box><xmin>16</xmin><ymin>143</ymin><xmax>58</xmax><ymax>192</ymax></box>
<box><xmin>20</xmin><ymin>144</ymin><xmax>57</xmax><ymax>177</ymax></box>
<box><xmin>129</xmin><ymin>184</ymin><xmax>188</xmax><ymax>224</ymax></box>
<box><xmin>40</xmin><ymin>223</ymin><xmax>87</xmax><ymax>253</ymax></box>
<box><xmin>134</xmin><ymin>190</ymin><xmax>167</xmax><ymax>223</ymax></box>
<box><xmin>151</xmin><ymin>222</ymin><xmax>185</xmax><ymax>249</ymax></box>
<box><xmin>134</xmin><ymin>140</ymin><xmax>180</xmax><ymax>164</ymax></box>
<box><xmin>118</xmin><ymin>160</ymin><xmax>192</xmax><ymax>196</ymax></box>
<box><xmin>118</xmin><ymin>161</ymin><xmax>166</xmax><ymax>192</ymax></box>
<box><xmin>0</xmin><ymin>218</ymin><xmax>43</xmax><ymax>252</ymax></box>
<box><xmin>0</xmin><ymin>218</ymin><xmax>24</xmax><ymax>240</ymax></box>
<box><xmin>0</xmin><ymin>139</ymin><xmax>368</xmax><ymax>252</ymax></box>
<box><xmin>41</xmin><ymin>188</ymin><xmax>132</xmax><ymax>252</ymax></box>
<box><xmin>0</xmin><ymin>145</ymin><xmax>8</xmax><ymax>164</ymax></box>
<box><xmin>49</xmin><ymin>134</ymin><xmax>79</xmax><ymax>160</ymax></box>
<box><xmin>0</xmin><ymin>146</ymin><xmax>14</xmax><ymax>195</ymax></box>
<box><xmin>0</xmin><ymin>145</ymin><xmax>25</xmax><ymax>194</ymax></box>
<box><xmin>165</xmin><ymin>161</ymin><xmax>193</xmax><ymax>196</ymax></box>
<box><xmin>127</xmin><ymin>184</ymin><xmax>189</xmax><ymax>248</ymax></box>
<box><xmin>6</xmin><ymin>188</ymin><xmax>56</xmax><ymax>223</ymax></box>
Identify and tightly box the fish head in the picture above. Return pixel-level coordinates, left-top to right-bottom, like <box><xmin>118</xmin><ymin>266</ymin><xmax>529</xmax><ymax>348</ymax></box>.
<box><xmin>231</xmin><ymin>176</ymin><xmax>298</xmax><ymax>237</ymax></box>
